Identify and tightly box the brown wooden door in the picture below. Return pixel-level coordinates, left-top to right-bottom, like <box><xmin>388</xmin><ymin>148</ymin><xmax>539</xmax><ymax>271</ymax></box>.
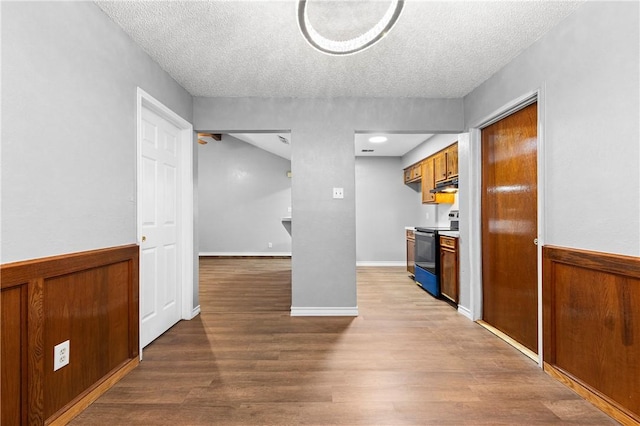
<box><xmin>482</xmin><ymin>102</ymin><xmax>538</xmax><ymax>353</ymax></box>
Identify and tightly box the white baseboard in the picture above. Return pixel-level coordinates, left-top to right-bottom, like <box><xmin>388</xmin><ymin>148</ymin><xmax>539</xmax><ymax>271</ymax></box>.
<box><xmin>356</xmin><ymin>261</ymin><xmax>406</xmax><ymax>267</ymax></box>
<box><xmin>190</xmin><ymin>305</ymin><xmax>201</xmax><ymax>319</ymax></box>
<box><xmin>457</xmin><ymin>305</ymin><xmax>472</xmax><ymax>320</ymax></box>
<box><xmin>290</xmin><ymin>306</ymin><xmax>359</xmax><ymax>317</ymax></box>
<box><xmin>199</xmin><ymin>252</ymin><xmax>292</xmax><ymax>257</ymax></box>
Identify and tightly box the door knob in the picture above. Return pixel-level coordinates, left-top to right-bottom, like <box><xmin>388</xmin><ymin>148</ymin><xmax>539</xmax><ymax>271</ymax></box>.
<box><xmin>142</xmin><ymin>236</ymin><xmax>146</xmax><ymax>242</ymax></box>
<box><xmin>533</xmin><ymin>238</ymin><xmax>538</xmax><ymax>246</ymax></box>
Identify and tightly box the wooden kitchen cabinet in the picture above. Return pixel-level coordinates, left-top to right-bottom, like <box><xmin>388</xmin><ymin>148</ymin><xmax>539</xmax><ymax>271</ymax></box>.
<box><xmin>440</xmin><ymin>235</ymin><xmax>459</xmax><ymax>304</ymax></box>
<box><xmin>434</xmin><ymin>151</ymin><xmax>448</xmax><ymax>183</ymax></box>
<box><xmin>406</xmin><ymin>229</ymin><xmax>415</xmax><ymax>275</ymax></box>
<box><xmin>403</xmin><ymin>142</ymin><xmax>457</xmax><ymax>204</ymax></box>
<box><xmin>446</xmin><ymin>143</ymin><xmax>458</xmax><ymax>179</ymax></box>
<box><xmin>404</xmin><ymin>168</ymin><xmax>412</xmax><ymax>183</ymax></box>
<box><xmin>421</xmin><ymin>159</ymin><xmax>436</xmax><ymax>203</ymax></box>
<box><xmin>403</xmin><ymin>162</ymin><xmax>422</xmax><ymax>184</ymax></box>
<box><xmin>435</xmin><ymin>143</ymin><xmax>458</xmax><ymax>183</ymax></box>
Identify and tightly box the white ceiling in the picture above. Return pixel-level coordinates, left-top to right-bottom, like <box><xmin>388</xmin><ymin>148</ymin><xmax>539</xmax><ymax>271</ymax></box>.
<box><xmin>354</xmin><ymin>133</ymin><xmax>433</xmax><ymax>157</ymax></box>
<box><xmin>95</xmin><ymin>0</ymin><xmax>584</xmax><ymax>98</ymax></box>
<box><xmin>227</xmin><ymin>132</ymin><xmax>433</xmax><ymax>158</ymax></box>
<box><xmin>228</xmin><ymin>133</ymin><xmax>293</xmax><ymax>159</ymax></box>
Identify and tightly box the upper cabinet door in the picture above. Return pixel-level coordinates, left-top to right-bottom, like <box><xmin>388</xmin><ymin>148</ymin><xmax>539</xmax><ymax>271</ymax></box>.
<box><xmin>421</xmin><ymin>159</ymin><xmax>436</xmax><ymax>203</ymax></box>
<box><xmin>434</xmin><ymin>152</ymin><xmax>448</xmax><ymax>183</ymax></box>
<box><xmin>447</xmin><ymin>143</ymin><xmax>458</xmax><ymax>179</ymax></box>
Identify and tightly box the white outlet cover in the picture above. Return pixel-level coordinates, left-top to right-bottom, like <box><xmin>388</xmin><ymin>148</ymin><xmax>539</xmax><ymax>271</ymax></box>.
<box><xmin>333</xmin><ymin>187</ymin><xmax>344</xmax><ymax>199</ymax></box>
<box><xmin>54</xmin><ymin>340</ymin><xmax>70</xmax><ymax>371</ymax></box>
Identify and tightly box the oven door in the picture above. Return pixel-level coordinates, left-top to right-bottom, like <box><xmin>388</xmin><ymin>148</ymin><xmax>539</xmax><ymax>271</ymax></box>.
<box><xmin>414</xmin><ymin>230</ymin><xmax>437</xmax><ymax>274</ymax></box>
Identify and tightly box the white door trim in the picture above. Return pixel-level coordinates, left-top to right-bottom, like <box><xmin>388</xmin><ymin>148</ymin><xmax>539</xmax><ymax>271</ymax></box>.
<box><xmin>136</xmin><ymin>88</ymin><xmax>195</xmax><ymax>356</ymax></box>
<box><xmin>467</xmin><ymin>88</ymin><xmax>545</xmax><ymax>367</ymax></box>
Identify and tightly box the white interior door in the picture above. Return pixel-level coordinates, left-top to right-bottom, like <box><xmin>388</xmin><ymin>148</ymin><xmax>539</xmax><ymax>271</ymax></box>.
<box><xmin>140</xmin><ymin>106</ymin><xmax>182</xmax><ymax>348</ymax></box>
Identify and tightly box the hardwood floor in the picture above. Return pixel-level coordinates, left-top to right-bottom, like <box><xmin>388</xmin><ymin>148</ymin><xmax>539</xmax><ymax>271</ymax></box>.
<box><xmin>71</xmin><ymin>258</ymin><xmax>616</xmax><ymax>425</ymax></box>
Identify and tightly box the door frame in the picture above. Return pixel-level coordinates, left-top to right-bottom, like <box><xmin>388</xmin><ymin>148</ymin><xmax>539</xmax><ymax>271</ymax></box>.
<box><xmin>136</xmin><ymin>88</ymin><xmax>196</xmax><ymax>355</ymax></box>
<box><xmin>466</xmin><ymin>88</ymin><xmax>546</xmax><ymax>366</ymax></box>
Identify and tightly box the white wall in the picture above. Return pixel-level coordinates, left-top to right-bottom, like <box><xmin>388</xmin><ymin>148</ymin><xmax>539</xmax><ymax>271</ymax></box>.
<box><xmin>1</xmin><ymin>2</ymin><xmax>193</xmax><ymax>263</ymax></box>
<box><xmin>355</xmin><ymin>157</ymin><xmax>419</xmax><ymax>264</ymax></box>
<box><xmin>464</xmin><ymin>0</ymin><xmax>639</xmax><ymax>258</ymax></box>
<box><xmin>198</xmin><ymin>135</ymin><xmax>292</xmax><ymax>255</ymax></box>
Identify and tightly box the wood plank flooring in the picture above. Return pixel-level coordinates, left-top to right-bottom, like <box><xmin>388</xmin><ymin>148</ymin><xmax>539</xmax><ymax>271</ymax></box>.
<box><xmin>71</xmin><ymin>258</ymin><xmax>616</xmax><ymax>425</ymax></box>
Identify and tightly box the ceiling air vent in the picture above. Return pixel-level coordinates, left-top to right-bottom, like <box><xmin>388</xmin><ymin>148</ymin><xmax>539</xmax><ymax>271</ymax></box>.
<box><xmin>361</xmin><ymin>149</ymin><xmax>374</xmax><ymax>153</ymax></box>
<box><xmin>278</xmin><ymin>135</ymin><xmax>290</xmax><ymax>145</ymax></box>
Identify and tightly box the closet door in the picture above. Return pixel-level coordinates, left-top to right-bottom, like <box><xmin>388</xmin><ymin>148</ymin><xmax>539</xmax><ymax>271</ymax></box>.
<box><xmin>481</xmin><ymin>102</ymin><xmax>538</xmax><ymax>353</ymax></box>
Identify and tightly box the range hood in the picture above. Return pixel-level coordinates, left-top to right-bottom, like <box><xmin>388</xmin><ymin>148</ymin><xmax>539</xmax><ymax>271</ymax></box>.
<box><xmin>430</xmin><ymin>177</ymin><xmax>459</xmax><ymax>193</ymax></box>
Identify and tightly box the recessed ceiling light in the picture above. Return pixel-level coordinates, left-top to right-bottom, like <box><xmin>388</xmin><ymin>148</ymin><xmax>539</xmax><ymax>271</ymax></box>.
<box><xmin>369</xmin><ymin>136</ymin><xmax>388</xmax><ymax>143</ymax></box>
<box><xmin>297</xmin><ymin>0</ymin><xmax>404</xmax><ymax>56</ymax></box>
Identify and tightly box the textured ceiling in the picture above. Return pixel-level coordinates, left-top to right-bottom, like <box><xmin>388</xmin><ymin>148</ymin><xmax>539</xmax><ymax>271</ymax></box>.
<box><xmin>96</xmin><ymin>0</ymin><xmax>583</xmax><ymax>98</ymax></box>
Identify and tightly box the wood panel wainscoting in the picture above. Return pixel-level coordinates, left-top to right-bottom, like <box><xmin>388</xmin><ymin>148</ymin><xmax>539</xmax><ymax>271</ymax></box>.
<box><xmin>1</xmin><ymin>245</ymin><xmax>140</xmax><ymax>425</ymax></box>
<box><xmin>543</xmin><ymin>245</ymin><xmax>640</xmax><ymax>425</ymax></box>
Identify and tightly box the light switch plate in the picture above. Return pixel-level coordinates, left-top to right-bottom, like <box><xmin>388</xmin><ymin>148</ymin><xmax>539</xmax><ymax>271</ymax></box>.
<box><xmin>333</xmin><ymin>187</ymin><xmax>344</xmax><ymax>199</ymax></box>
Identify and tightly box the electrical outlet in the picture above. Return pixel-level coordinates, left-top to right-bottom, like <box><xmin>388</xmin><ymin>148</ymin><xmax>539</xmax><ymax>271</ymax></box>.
<box><xmin>333</xmin><ymin>187</ymin><xmax>344</xmax><ymax>199</ymax></box>
<box><xmin>268</xmin><ymin>242</ymin><xmax>273</xmax><ymax>248</ymax></box>
<box><xmin>54</xmin><ymin>340</ymin><xmax>70</xmax><ymax>371</ymax></box>
<box><xmin>287</xmin><ymin>206</ymin><xmax>292</xmax><ymax>213</ymax></box>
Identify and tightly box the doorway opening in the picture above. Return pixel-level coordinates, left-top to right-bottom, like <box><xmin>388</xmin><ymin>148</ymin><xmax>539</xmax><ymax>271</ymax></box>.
<box><xmin>196</xmin><ymin>131</ymin><xmax>293</xmax><ymax>313</ymax></box>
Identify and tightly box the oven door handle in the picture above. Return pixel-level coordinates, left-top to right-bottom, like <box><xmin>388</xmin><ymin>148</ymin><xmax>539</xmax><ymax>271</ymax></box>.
<box><xmin>415</xmin><ymin>231</ymin><xmax>436</xmax><ymax>238</ymax></box>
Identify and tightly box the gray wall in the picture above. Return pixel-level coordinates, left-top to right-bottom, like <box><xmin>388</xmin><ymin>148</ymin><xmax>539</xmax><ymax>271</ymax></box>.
<box><xmin>464</xmin><ymin>0</ymin><xmax>639</xmax><ymax>257</ymax></box>
<box><xmin>198</xmin><ymin>135</ymin><xmax>292</xmax><ymax>254</ymax></box>
<box><xmin>355</xmin><ymin>157</ymin><xmax>418</xmax><ymax>264</ymax></box>
<box><xmin>1</xmin><ymin>2</ymin><xmax>193</xmax><ymax>263</ymax></box>
<box><xmin>194</xmin><ymin>97</ymin><xmax>464</xmax><ymax>310</ymax></box>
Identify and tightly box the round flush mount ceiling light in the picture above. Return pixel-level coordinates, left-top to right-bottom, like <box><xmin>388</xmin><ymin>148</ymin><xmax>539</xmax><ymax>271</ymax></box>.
<box><xmin>297</xmin><ymin>0</ymin><xmax>404</xmax><ymax>56</ymax></box>
<box><xmin>369</xmin><ymin>136</ymin><xmax>388</xmax><ymax>143</ymax></box>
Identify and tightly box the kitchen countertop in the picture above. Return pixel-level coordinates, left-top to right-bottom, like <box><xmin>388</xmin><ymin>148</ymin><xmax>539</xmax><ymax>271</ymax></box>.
<box><xmin>439</xmin><ymin>230</ymin><xmax>460</xmax><ymax>238</ymax></box>
<box><xmin>405</xmin><ymin>227</ymin><xmax>459</xmax><ymax>237</ymax></box>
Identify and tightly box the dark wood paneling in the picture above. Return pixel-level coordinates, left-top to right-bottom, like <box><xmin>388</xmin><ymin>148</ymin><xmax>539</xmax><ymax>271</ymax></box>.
<box><xmin>1</xmin><ymin>246</ymin><xmax>138</xmax><ymax>289</ymax></box>
<box><xmin>43</xmin><ymin>261</ymin><xmax>131</xmax><ymax>419</ymax></box>
<box><xmin>481</xmin><ymin>102</ymin><xmax>538</xmax><ymax>353</ymax></box>
<box><xmin>1</xmin><ymin>284</ymin><xmax>27</xmax><ymax>425</ymax></box>
<box><xmin>28</xmin><ymin>278</ymin><xmax>45</xmax><ymax>425</ymax></box>
<box><xmin>543</xmin><ymin>245</ymin><xmax>640</xmax><ymax>423</ymax></box>
<box><xmin>0</xmin><ymin>245</ymin><xmax>139</xmax><ymax>425</ymax></box>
